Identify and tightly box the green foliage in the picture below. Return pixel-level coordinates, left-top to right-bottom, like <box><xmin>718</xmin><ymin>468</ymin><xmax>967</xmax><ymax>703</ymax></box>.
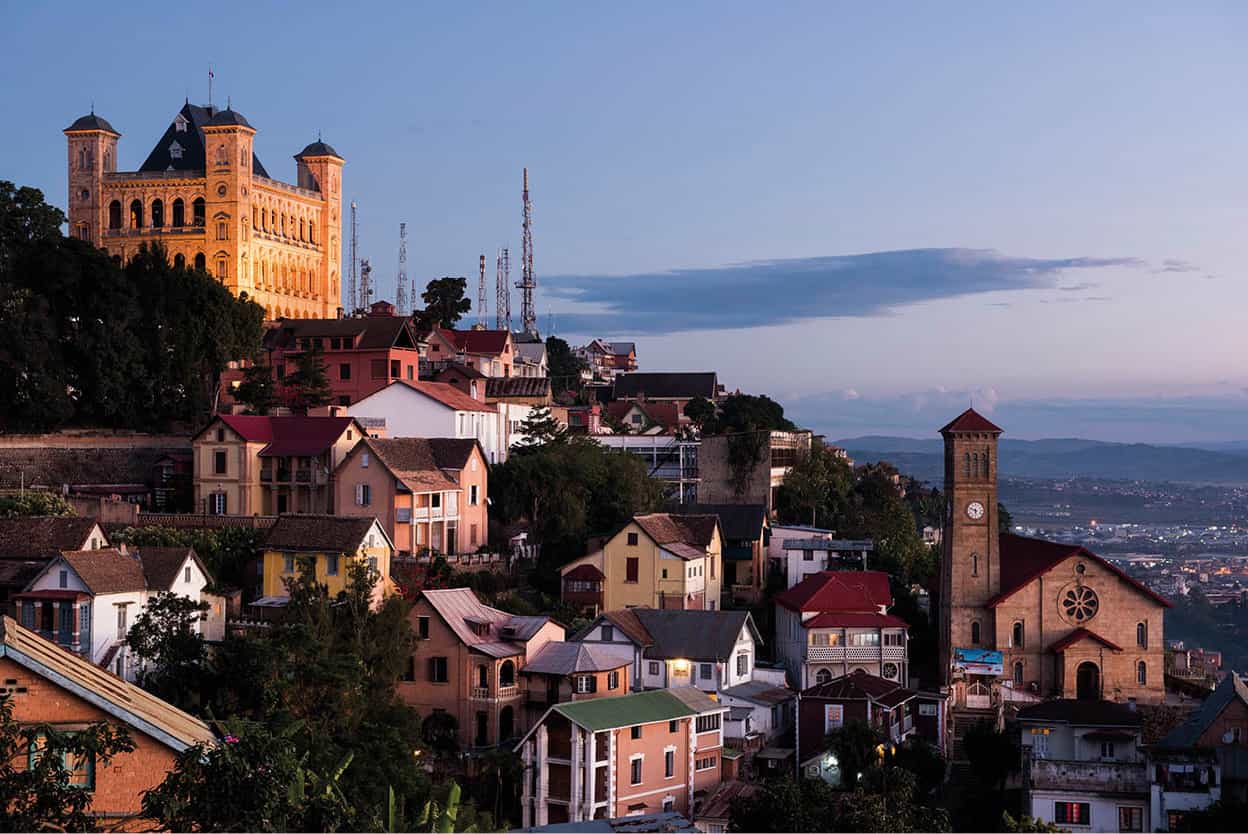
<box><xmin>126</xmin><ymin>591</ymin><xmax>211</xmax><ymax>710</ymax></box>
<box><xmin>1171</xmin><ymin>800</ymin><xmax>1248</xmax><ymax>832</ymax></box>
<box><xmin>826</xmin><ymin>720</ymin><xmax>885</xmax><ymax>788</ymax></box>
<box><xmin>964</xmin><ymin>720</ymin><xmax>1019</xmax><ymax>792</ymax></box>
<box><xmin>491</xmin><ymin>437</ymin><xmax>664</xmax><ymax>594</ymax></box>
<box><xmin>235</xmin><ymin>360</ymin><xmax>278</xmax><ymax>415</ymax></box>
<box><xmin>774</xmin><ymin>442</ymin><xmax>854</xmax><ymax>528</ymax></box>
<box><xmin>545</xmin><ymin>336</ymin><xmax>586</xmax><ymax>393</ymax></box>
<box><xmin>142</xmin><ymin>720</ymin><xmax>362</xmax><ymax>832</ymax></box>
<box><xmin>0</xmin><ymin>182</ymin><xmax>263</xmax><ymax>431</ymax></box>
<box><xmin>515</xmin><ymin>405</ymin><xmax>568</xmax><ymax>447</ymax></box>
<box><xmin>0</xmin><ymin>693</ymin><xmax>135</xmax><ymax>832</ymax></box>
<box><xmin>841</xmin><ymin>767</ymin><xmax>951</xmax><ymax>832</ymax></box>
<box><xmin>683</xmin><ymin>395</ymin><xmax>716</xmax><ymax>430</ymax></box>
<box><xmin>1001</xmin><ymin>811</ymin><xmax>1066</xmax><ymax>832</ymax></box>
<box><xmin>111</xmin><ymin>525</ymin><xmax>263</xmax><ymax>592</ymax></box>
<box><xmin>999</xmin><ymin>502</ymin><xmax>1014</xmax><ymax>534</ymax></box>
<box><xmin>286</xmin><ymin>341</ymin><xmax>334</xmax><ymax>414</ymax></box>
<box><xmin>702</xmin><ymin>393</ymin><xmax>795</xmax><ymax>435</ymax></box>
<box><xmin>415</xmin><ymin>277</ymin><xmax>472</xmax><ymax>330</ymax></box>
<box><xmin>728</xmin><ymin>776</ymin><xmax>841</xmax><ymax>832</ymax></box>
<box><xmin>0</xmin><ymin>492</ymin><xmax>74</xmax><ymax>518</ymax></box>
<box><xmin>887</xmin><ymin>737</ymin><xmax>946</xmax><ymax>799</ymax></box>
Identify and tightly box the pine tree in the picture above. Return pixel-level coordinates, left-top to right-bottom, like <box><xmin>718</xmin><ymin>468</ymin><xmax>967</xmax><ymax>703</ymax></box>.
<box><xmin>234</xmin><ymin>361</ymin><xmax>277</xmax><ymax>415</ymax></box>
<box><xmin>286</xmin><ymin>342</ymin><xmax>333</xmax><ymax>414</ymax></box>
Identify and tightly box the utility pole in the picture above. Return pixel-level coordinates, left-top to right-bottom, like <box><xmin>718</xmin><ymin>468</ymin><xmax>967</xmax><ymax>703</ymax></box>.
<box><xmin>478</xmin><ymin>254</ymin><xmax>487</xmax><ymax>327</ymax></box>
<box><xmin>348</xmin><ymin>201</ymin><xmax>358</xmax><ymax>314</ymax></box>
<box><xmin>516</xmin><ymin>168</ymin><xmax>538</xmax><ymax>336</ymax></box>
<box><xmin>395</xmin><ymin>222</ymin><xmax>409</xmax><ymax>315</ymax></box>
<box><xmin>496</xmin><ymin>247</ymin><xmax>512</xmax><ymax>331</ymax></box>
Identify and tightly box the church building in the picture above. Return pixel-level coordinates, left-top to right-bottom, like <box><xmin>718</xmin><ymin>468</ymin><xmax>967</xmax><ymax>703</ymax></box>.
<box><xmin>938</xmin><ymin>409</ymin><xmax>1168</xmax><ymax>712</ymax></box>
<box><xmin>64</xmin><ymin>102</ymin><xmax>344</xmax><ymax>320</ymax></box>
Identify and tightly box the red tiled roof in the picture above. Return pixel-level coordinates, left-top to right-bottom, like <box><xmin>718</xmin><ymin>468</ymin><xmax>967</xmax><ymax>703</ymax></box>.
<box><xmin>939</xmin><ymin>408</ymin><xmax>1003</xmax><ymax>434</ymax></box>
<box><xmin>804</xmin><ymin>612</ymin><xmax>910</xmax><ymax>629</ymax></box>
<box><xmin>394</xmin><ymin>380</ymin><xmax>496</xmax><ymax>412</ymax></box>
<box><xmin>774</xmin><ymin>570</ymin><xmax>894</xmax><ymax>614</ymax></box>
<box><xmin>989</xmin><ymin>534</ymin><xmax>1172</xmax><ymax>609</ymax></box>
<box><xmin>634</xmin><ymin>514</ymin><xmax>719</xmax><ymax>549</ymax></box>
<box><xmin>605</xmin><ymin>400</ymin><xmax>682</xmax><ymax>430</ymax></box>
<box><xmin>564</xmin><ymin>564</ymin><xmax>605</xmax><ymax>581</ymax></box>
<box><xmin>214</xmin><ymin>415</ymin><xmax>358</xmax><ymax>457</ymax></box>
<box><xmin>1049</xmin><ymin>627</ymin><xmax>1124</xmax><ymax>653</ymax></box>
<box><xmin>801</xmin><ymin>668</ymin><xmax>910</xmax><ymax>701</ymax></box>
<box><xmin>438</xmin><ymin>328</ymin><xmax>511</xmax><ymax>356</ymax></box>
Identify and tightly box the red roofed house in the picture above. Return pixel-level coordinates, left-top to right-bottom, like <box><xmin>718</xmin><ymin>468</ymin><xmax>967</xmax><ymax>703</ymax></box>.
<box><xmin>937</xmin><ymin>408</ymin><xmax>1168</xmax><ymax>726</ymax></box>
<box><xmin>192</xmin><ymin>415</ymin><xmax>367</xmax><ymax>515</ymax></box>
<box><xmin>425</xmin><ymin>328</ymin><xmax>514</xmax><ymax>377</ymax></box>
<box><xmin>348</xmin><ymin>380</ymin><xmax>508</xmax><ymax>463</ymax></box>
<box><xmin>774</xmin><ymin>570</ymin><xmax>909</xmax><ymax>689</ymax></box>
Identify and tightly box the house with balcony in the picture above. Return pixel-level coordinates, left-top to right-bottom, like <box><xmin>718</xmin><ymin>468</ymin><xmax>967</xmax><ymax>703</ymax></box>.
<box><xmin>259</xmin><ymin>515</ymin><xmax>393</xmax><ymax>603</ymax></box>
<box><xmin>560</xmin><ymin>514</ymin><xmax>723</xmax><ymax>615</ymax></box>
<box><xmin>515</xmin><ymin>687</ymin><xmax>727</xmax><ymax>828</ymax></box>
<box><xmin>1147</xmin><ymin>672</ymin><xmax>1248</xmax><ymax>830</ymax></box>
<box><xmin>401</xmin><ymin>588</ymin><xmax>563</xmax><ymax>750</ymax></box>
<box><xmin>192</xmin><ymin>414</ymin><xmax>366</xmax><ymax>515</ymax></box>
<box><xmin>774</xmin><ymin>570</ymin><xmax>908</xmax><ymax>689</ymax></box>
<box><xmin>348</xmin><ymin>379</ymin><xmax>506</xmax><ymax>463</ymax></box>
<box><xmin>332</xmin><ymin>437</ymin><xmax>486</xmax><ymax>556</ymax></box>
<box><xmin>1017</xmin><ymin>699</ymin><xmax>1150</xmax><ymax>833</ymax></box>
<box><xmin>521</xmin><ymin>641</ymin><xmax>635</xmax><ymax>728</ymax></box>
<box><xmin>15</xmin><ymin>545</ymin><xmax>216</xmax><ymax>681</ymax></box>
<box><xmin>0</xmin><ymin>516</ymin><xmax>109</xmax><ymax>611</ymax></box>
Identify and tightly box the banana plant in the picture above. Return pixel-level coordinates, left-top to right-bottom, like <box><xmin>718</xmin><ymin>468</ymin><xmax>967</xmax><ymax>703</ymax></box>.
<box><xmin>417</xmin><ymin>781</ymin><xmax>477</xmax><ymax>833</ymax></box>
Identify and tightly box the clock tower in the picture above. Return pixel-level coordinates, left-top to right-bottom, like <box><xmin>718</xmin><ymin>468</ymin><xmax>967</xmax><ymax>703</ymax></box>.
<box><xmin>938</xmin><ymin>408</ymin><xmax>1003</xmax><ymax>686</ymax></box>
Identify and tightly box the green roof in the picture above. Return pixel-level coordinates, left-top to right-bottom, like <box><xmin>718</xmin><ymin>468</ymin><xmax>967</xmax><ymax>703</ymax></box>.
<box><xmin>552</xmin><ymin>689</ymin><xmax>696</xmax><ymax>732</ymax></box>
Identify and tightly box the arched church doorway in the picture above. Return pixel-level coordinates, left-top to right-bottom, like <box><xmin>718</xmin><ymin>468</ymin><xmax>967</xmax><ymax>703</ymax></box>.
<box><xmin>1076</xmin><ymin>662</ymin><xmax>1100</xmax><ymax>700</ymax></box>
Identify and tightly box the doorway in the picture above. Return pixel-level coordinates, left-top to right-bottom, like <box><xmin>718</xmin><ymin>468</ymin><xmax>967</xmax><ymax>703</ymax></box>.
<box><xmin>1076</xmin><ymin>662</ymin><xmax>1100</xmax><ymax>700</ymax></box>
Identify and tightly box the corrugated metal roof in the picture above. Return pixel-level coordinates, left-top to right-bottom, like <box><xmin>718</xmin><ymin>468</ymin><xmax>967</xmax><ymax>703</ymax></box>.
<box><xmin>551</xmin><ymin>688</ymin><xmax>704</xmax><ymax>731</ymax></box>
<box><xmin>422</xmin><ymin>588</ymin><xmax>545</xmax><ymax>656</ymax></box>
<box><xmin>522</xmin><ymin>642</ymin><xmax>633</xmax><ymax>675</ymax></box>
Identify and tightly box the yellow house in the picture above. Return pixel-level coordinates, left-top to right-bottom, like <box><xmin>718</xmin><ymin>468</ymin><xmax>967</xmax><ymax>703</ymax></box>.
<box><xmin>560</xmin><ymin>513</ymin><xmax>723</xmax><ymax>614</ymax></box>
<box><xmin>260</xmin><ymin>515</ymin><xmax>394</xmax><ymax>604</ymax></box>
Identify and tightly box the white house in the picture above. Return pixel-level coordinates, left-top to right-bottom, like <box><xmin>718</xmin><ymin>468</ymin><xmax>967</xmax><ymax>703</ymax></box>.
<box><xmin>1018</xmin><ymin>699</ymin><xmax>1150</xmax><ymax>833</ymax></box>
<box><xmin>348</xmin><ymin>379</ymin><xmax>507</xmax><ymax>463</ymax></box>
<box><xmin>17</xmin><ymin>546</ymin><xmax>220</xmax><ymax>681</ymax></box>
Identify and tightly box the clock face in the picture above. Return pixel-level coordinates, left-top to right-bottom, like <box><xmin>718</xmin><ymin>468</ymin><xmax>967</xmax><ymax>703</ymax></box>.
<box><xmin>966</xmin><ymin>501</ymin><xmax>985</xmax><ymax>520</ymax></box>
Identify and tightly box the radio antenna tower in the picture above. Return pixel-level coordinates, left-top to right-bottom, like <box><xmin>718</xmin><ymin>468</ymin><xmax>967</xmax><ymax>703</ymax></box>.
<box><xmin>348</xmin><ymin>202</ymin><xmax>358</xmax><ymax>314</ymax></box>
<box><xmin>359</xmin><ymin>258</ymin><xmax>373</xmax><ymax>311</ymax></box>
<box><xmin>516</xmin><ymin>168</ymin><xmax>538</xmax><ymax>336</ymax></box>
<box><xmin>395</xmin><ymin>223</ymin><xmax>409</xmax><ymax>316</ymax></box>
<box><xmin>496</xmin><ymin>247</ymin><xmax>512</xmax><ymax>331</ymax></box>
<box><xmin>477</xmin><ymin>254</ymin><xmax>488</xmax><ymax>327</ymax></box>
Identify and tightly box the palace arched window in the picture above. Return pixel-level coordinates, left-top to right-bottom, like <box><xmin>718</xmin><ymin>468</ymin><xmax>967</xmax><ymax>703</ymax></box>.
<box><xmin>79</xmin><ymin>189</ymin><xmax>89</xmax><ymax>203</ymax></box>
<box><xmin>240</xmin><ymin>148</ymin><xmax>248</xmax><ymax>167</ymax></box>
<box><xmin>971</xmin><ymin>553</ymin><xmax>979</xmax><ymax>577</ymax></box>
<box><xmin>192</xmin><ymin>198</ymin><xmax>206</xmax><ymax>226</ymax></box>
<box><xmin>77</xmin><ymin>148</ymin><xmax>88</xmax><ymax>170</ymax></box>
<box><xmin>299</xmin><ymin>218</ymin><xmax>305</xmax><ymax>241</ymax></box>
<box><xmin>982</xmin><ymin>449</ymin><xmax>990</xmax><ymax>477</ymax></box>
<box><xmin>129</xmin><ymin>199</ymin><xmax>143</xmax><ymax>229</ymax></box>
<box><xmin>216</xmin><ymin>144</ymin><xmax>228</xmax><ymax>166</ymax></box>
<box><xmin>151</xmin><ymin>199</ymin><xmax>164</xmax><ymax>228</ymax></box>
<box><xmin>815</xmin><ymin>668</ymin><xmax>832</xmax><ymax>685</ymax></box>
<box><xmin>309</xmin><ymin>221</ymin><xmax>316</xmax><ymax>244</ymax></box>
<box><xmin>216</xmin><ymin>257</ymin><xmax>227</xmax><ymax>280</ymax></box>
<box><xmin>174</xmin><ymin>253</ymin><xmax>185</xmax><ymax>269</ymax></box>
<box><xmin>1137</xmin><ymin>661</ymin><xmax>1147</xmax><ymax>685</ymax></box>
<box><xmin>1012</xmin><ymin>621</ymin><xmax>1024</xmax><ymax>649</ymax></box>
<box><xmin>971</xmin><ymin>620</ymin><xmax>981</xmax><ymax>645</ymax></box>
<box><xmin>172</xmin><ymin>198</ymin><xmax>185</xmax><ymax>228</ymax></box>
<box><xmin>499</xmin><ymin>660</ymin><xmax>516</xmax><ymax>688</ymax></box>
<box><xmin>108</xmin><ymin>200</ymin><xmax>122</xmax><ymax>230</ymax></box>
<box><xmin>104</xmin><ymin>150</ymin><xmax>112</xmax><ymax>171</ymax></box>
<box><xmin>1137</xmin><ymin>622</ymin><xmax>1147</xmax><ymax>648</ymax></box>
<box><xmin>963</xmin><ymin>452</ymin><xmax>971</xmax><ymax>477</ymax></box>
<box><xmin>194</xmin><ymin>253</ymin><xmax>206</xmax><ymax>272</ymax></box>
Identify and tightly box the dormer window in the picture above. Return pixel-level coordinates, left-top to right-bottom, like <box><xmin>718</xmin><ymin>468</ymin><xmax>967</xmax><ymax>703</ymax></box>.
<box><xmin>175</xmin><ymin>115</ymin><xmax>188</xmax><ymax>133</ymax></box>
<box><xmin>169</xmin><ymin>140</ymin><xmax>184</xmax><ymax>160</ymax></box>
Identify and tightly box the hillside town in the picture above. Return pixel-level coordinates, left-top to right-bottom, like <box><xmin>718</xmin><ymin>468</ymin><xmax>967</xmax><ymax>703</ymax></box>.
<box><xmin>2</xmin><ymin>62</ymin><xmax>1248</xmax><ymax>834</ymax></box>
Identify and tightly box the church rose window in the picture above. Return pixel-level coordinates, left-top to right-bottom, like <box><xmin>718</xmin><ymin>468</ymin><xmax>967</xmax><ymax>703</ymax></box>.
<box><xmin>1062</xmin><ymin>586</ymin><xmax>1099</xmax><ymax>623</ymax></box>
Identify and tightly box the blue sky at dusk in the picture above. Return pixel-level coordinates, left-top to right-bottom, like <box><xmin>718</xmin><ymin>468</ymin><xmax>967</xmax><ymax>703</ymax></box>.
<box><xmin>4</xmin><ymin>2</ymin><xmax>1247</xmax><ymax>442</ymax></box>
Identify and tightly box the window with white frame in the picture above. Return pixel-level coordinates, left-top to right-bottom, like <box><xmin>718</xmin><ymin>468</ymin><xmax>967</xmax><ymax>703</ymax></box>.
<box><xmin>630</xmin><ymin>755</ymin><xmax>643</xmax><ymax>785</ymax></box>
<box><xmin>736</xmin><ymin>653</ymin><xmax>749</xmax><ymax>676</ymax></box>
<box><xmin>649</xmin><ymin>661</ymin><xmax>660</xmax><ymax>676</ymax></box>
<box><xmin>664</xmin><ymin>748</ymin><xmax>675</xmax><ymax>779</ymax></box>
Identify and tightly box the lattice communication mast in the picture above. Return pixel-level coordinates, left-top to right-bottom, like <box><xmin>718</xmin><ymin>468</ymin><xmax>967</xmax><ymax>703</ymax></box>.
<box><xmin>477</xmin><ymin>254</ymin><xmax>488</xmax><ymax>327</ymax></box>
<box><xmin>496</xmin><ymin>247</ymin><xmax>511</xmax><ymax>331</ymax></box>
<box><xmin>516</xmin><ymin>168</ymin><xmax>538</xmax><ymax>336</ymax></box>
<box><xmin>348</xmin><ymin>201</ymin><xmax>359</xmax><ymax>314</ymax></box>
<box><xmin>395</xmin><ymin>223</ymin><xmax>409</xmax><ymax>316</ymax></box>
<box><xmin>358</xmin><ymin>258</ymin><xmax>373</xmax><ymax>311</ymax></box>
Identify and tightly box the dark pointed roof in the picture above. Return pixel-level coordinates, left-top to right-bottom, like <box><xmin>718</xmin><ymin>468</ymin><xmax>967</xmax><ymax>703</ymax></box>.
<box><xmin>65</xmin><ymin>113</ymin><xmax>118</xmax><ymax>134</ymax></box>
<box><xmin>296</xmin><ymin>140</ymin><xmax>341</xmax><ymax>159</ymax></box>
<box><xmin>206</xmin><ymin>108</ymin><xmax>252</xmax><ymax>128</ymax></box>
<box><xmin>939</xmin><ymin>408</ymin><xmax>1003</xmax><ymax>435</ymax></box>
<box><xmin>989</xmin><ymin>533</ymin><xmax>1172</xmax><ymax>609</ymax></box>
<box><xmin>139</xmin><ymin>102</ymin><xmax>269</xmax><ymax>177</ymax></box>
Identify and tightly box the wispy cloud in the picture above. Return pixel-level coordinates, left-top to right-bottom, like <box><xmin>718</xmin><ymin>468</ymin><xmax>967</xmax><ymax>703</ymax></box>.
<box><xmin>1155</xmin><ymin>259</ymin><xmax>1201</xmax><ymax>274</ymax></box>
<box><xmin>545</xmin><ymin>248</ymin><xmax>1143</xmax><ymax>335</ymax></box>
<box><xmin>1058</xmin><ymin>281</ymin><xmax>1097</xmax><ymax>292</ymax></box>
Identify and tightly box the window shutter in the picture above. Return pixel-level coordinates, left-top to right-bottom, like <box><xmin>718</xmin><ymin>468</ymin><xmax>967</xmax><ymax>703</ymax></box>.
<box><xmin>428</xmin><ymin>658</ymin><xmax>436</xmax><ymax>680</ymax></box>
<box><xmin>589</xmin><ymin>676</ymin><xmax>598</xmax><ymax>693</ymax></box>
<box><xmin>355</xmin><ymin>484</ymin><xmax>364</xmax><ymax>506</ymax></box>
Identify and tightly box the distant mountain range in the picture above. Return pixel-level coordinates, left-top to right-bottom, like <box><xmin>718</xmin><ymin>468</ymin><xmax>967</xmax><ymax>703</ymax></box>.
<box><xmin>835</xmin><ymin>436</ymin><xmax>1248</xmax><ymax>484</ymax></box>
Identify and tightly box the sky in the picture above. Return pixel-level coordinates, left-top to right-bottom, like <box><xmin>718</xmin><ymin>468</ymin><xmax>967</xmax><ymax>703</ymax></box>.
<box><xmin>4</xmin><ymin>2</ymin><xmax>1247</xmax><ymax>442</ymax></box>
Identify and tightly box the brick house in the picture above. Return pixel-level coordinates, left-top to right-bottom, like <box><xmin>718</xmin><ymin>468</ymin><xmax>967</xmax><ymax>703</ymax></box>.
<box><xmin>16</xmin><ymin>546</ymin><xmax>218</xmax><ymax>681</ymax></box>
<box><xmin>516</xmin><ymin>687</ymin><xmax>727</xmax><ymax>827</ymax></box>
<box><xmin>333</xmin><ymin>437</ymin><xmax>487</xmax><ymax>556</ymax></box>
<box><xmin>1</xmin><ymin>614</ymin><xmax>215</xmax><ymax>825</ymax></box>
<box><xmin>192</xmin><ymin>415</ymin><xmax>366</xmax><ymax>515</ymax></box>
<box><xmin>559</xmin><ymin>514</ymin><xmax>723</xmax><ymax>614</ymax></box>
<box><xmin>401</xmin><ymin>588</ymin><xmax>563</xmax><ymax>750</ymax></box>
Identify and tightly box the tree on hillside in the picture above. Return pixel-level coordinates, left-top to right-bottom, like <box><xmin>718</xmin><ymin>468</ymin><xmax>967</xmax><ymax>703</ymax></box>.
<box><xmin>286</xmin><ymin>342</ymin><xmax>334</xmax><ymax>414</ymax></box>
<box><xmin>545</xmin><ymin>336</ymin><xmax>586</xmax><ymax>394</ymax></box>
<box><xmin>703</xmin><ymin>393</ymin><xmax>795</xmax><ymax>436</ymax></box>
<box><xmin>110</xmin><ymin>525</ymin><xmax>262</xmax><ymax>594</ymax></box>
<box><xmin>234</xmin><ymin>360</ymin><xmax>277</xmax><ymax>415</ymax></box>
<box><xmin>774</xmin><ymin>442</ymin><xmax>854</xmax><ymax>528</ymax></box>
<box><xmin>0</xmin><ymin>492</ymin><xmax>74</xmax><ymax>518</ymax></box>
<box><xmin>515</xmin><ymin>406</ymin><xmax>568</xmax><ymax>447</ymax></box>
<box><xmin>728</xmin><ymin>776</ymin><xmax>841</xmax><ymax>833</ymax></box>
<box><xmin>0</xmin><ymin>694</ymin><xmax>135</xmax><ymax>832</ymax></box>
<box><xmin>415</xmin><ymin>277</ymin><xmax>471</xmax><ymax>330</ymax></box>
<box><xmin>126</xmin><ymin>592</ymin><xmax>211</xmax><ymax>711</ymax></box>
<box><xmin>683</xmin><ymin>396</ymin><xmax>716</xmax><ymax>431</ymax></box>
<box><xmin>843</xmin><ymin>463</ymin><xmax>932</xmax><ymax>584</ymax></box>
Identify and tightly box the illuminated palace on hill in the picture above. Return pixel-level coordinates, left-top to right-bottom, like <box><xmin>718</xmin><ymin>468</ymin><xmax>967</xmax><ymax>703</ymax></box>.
<box><xmin>64</xmin><ymin>102</ymin><xmax>344</xmax><ymax>319</ymax></box>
